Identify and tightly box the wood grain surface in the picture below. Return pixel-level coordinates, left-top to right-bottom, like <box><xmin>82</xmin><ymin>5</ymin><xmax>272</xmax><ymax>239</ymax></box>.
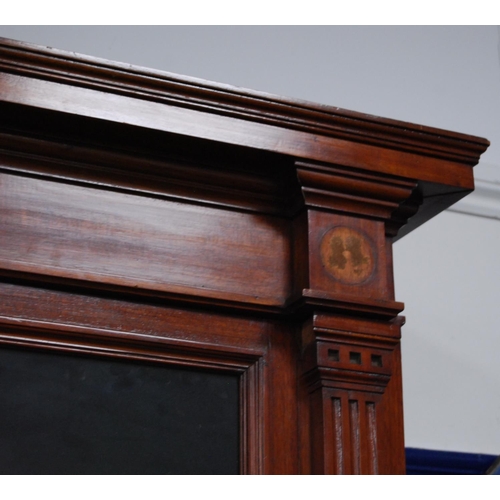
<box><xmin>0</xmin><ymin>38</ymin><xmax>490</xmax><ymax>474</ymax></box>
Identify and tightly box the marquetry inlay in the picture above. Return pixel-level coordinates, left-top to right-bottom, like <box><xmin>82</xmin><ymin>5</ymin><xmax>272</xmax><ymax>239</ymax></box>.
<box><xmin>320</xmin><ymin>227</ymin><xmax>375</xmax><ymax>285</ymax></box>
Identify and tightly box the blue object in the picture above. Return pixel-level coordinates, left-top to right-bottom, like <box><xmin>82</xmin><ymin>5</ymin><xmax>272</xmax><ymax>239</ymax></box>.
<box><xmin>406</xmin><ymin>447</ymin><xmax>498</xmax><ymax>475</ymax></box>
<box><xmin>487</xmin><ymin>457</ymin><xmax>500</xmax><ymax>475</ymax></box>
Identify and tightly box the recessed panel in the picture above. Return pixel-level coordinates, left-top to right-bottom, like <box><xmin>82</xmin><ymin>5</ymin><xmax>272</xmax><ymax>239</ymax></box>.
<box><xmin>0</xmin><ymin>346</ymin><xmax>240</xmax><ymax>474</ymax></box>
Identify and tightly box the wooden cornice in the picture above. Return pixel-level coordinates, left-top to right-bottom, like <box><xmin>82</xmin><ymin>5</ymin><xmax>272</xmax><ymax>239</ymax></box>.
<box><xmin>0</xmin><ymin>38</ymin><xmax>491</xmax><ymax>242</ymax></box>
<box><xmin>0</xmin><ymin>37</ymin><xmax>489</xmax><ymax>166</ymax></box>
<box><xmin>0</xmin><ymin>37</ymin><xmax>492</xmax><ymax>476</ymax></box>
<box><xmin>296</xmin><ymin>160</ymin><xmax>422</xmax><ymax>235</ymax></box>
<box><xmin>0</xmin><ymin>129</ymin><xmax>301</xmax><ymax>217</ymax></box>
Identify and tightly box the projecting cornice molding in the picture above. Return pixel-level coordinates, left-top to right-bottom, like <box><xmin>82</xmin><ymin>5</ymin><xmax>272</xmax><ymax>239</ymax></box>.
<box><xmin>448</xmin><ymin>177</ymin><xmax>500</xmax><ymax>221</ymax></box>
<box><xmin>0</xmin><ymin>37</ymin><xmax>489</xmax><ymax>166</ymax></box>
<box><xmin>0</xmin><ymin>37</ymin><xmax>490</xmax><ymax>240</ymax></box>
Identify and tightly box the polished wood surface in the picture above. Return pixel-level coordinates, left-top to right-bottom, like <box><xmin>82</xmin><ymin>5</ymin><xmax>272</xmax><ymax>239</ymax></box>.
<box><xmin>0</xmin><ymin>38</ymin><xmax>490</xmax><ymax>474</ymax></box>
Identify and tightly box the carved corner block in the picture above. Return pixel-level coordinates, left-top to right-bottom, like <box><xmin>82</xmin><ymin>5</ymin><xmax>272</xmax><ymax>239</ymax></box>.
<box><xmin>308</xmin><ymin>211</ymin><xmax>391</xmax><ymax>302</ymax></box>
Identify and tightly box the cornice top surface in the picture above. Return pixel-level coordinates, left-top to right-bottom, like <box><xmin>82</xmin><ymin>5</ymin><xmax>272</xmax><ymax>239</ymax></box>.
<box><xmin>0</xmin><ymin>37</ymin><xmax>489</xmax><ymax>165</ymax></box>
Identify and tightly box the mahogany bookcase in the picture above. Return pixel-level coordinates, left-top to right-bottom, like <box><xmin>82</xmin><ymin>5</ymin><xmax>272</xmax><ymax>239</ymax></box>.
<box><xmin>0</xmin><ymin>38</ymin><xmax>489</xmax><ymax>474</ymax></box>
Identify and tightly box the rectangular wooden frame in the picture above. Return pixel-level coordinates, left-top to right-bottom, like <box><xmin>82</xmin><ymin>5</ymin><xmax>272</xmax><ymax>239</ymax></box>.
<box><xmin>0</xmin><ymin>281</ymin><xmax>270</xmax><ymax>474</ymax></box>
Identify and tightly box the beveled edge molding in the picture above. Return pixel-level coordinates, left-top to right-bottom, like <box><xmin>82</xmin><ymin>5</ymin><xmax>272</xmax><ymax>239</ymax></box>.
<box><xmin>0</xmin><ymin>37</ymin><xmax>489</xmax><ymax>165</ymax></box>
<box><xmin>0</xmin><ymin>314</ymin><xmax>266</xmax><ymax>475</ymax></box>
<box><xmin>0</xmin><ymin>269</ymin><xmax>290</xmax><ymax>318</ymax></box>
<box><xmin>448</xmin><ymin>178</ymin><xmax>500</xmax><ymax>221</ymax></box>
<box><xmin>0</xmin><ymin>130</ymin><xmax>301</xmax><ymax>218</ymax></box>
<box><xmin>0</xmin><ymin>315</ymin><xmax>264</xmax><ymax>368</ymax></box>
<box><xmin>301</xmin><ymin>289</ymin><xmax>405</xmax><ymax>320</ymax></box>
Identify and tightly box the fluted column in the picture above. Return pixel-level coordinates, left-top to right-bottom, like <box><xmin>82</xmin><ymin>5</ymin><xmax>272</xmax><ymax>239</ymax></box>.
<box><xmin>296</xmin><ymin>160</ymin><xmax>419</xmax><ymax>474</ymax></box>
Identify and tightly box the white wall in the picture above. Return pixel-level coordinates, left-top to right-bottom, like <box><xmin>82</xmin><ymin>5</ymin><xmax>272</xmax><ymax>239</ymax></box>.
<box><xmin>1</xmin><ymin>26</ymin><xmax>499</xmax><ymax>454</ymax></box>
<box><xmin>395</xmin><ymin>211</ymin><xmax>500</xmax><ymax>453</ymax></box>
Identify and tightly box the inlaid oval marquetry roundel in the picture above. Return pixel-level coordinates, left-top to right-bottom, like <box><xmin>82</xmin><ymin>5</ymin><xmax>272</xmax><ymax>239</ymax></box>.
<box><xmin>320</xmin><ymin>227</ymin><xmax>376</xmax><ymax>285</ymax></box>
